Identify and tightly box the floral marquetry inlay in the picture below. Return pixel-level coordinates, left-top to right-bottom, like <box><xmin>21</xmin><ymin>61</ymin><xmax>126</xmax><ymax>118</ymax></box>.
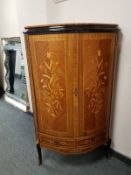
<box><xmin>84</xmin><ymin>43</ymin><xmax>110</xmax><ymax>131</ymax></box>
<box><xmin>39</xmin><ymin>48</ymin><xmax>66</xmax><ymax>119</ymax></box>
<box><xmin>85</xmin><ymin>49</ymin><xmax>108</xmax><ymax>113</ymax></box>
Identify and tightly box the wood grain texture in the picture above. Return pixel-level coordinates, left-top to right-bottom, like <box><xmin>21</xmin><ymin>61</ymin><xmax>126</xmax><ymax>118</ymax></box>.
<box><xmin>24</xmin><ymin>25</ymin><xmax>118</xmax><ymax>155</ymax></box>
<box><xmin>78</xmin><ymin>33</ymin><xmax>116</xmax><ymax>136</ymax></box>
<box><xmin>28</xmin><ymin>34</ymin><xmax>79</xmax><ymax>137</ymax></box>
<box><xmin>24</xmin><ymin>34</ymin><xmax>40</xmax><ymax>144</ymax></box>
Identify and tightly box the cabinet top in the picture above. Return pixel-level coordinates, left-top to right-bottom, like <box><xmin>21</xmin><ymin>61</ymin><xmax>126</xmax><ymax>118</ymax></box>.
<box><xmin>24</xmin><ymin>23</ymin><xmax>119</xmax><ymax>35</ymax></box>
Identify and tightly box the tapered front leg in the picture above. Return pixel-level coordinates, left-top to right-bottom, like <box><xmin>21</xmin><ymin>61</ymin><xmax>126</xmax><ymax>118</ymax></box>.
<box><xmin>36</xmin><ymin>144</ymin><xmax>42</xmax><ymax>165</ymax></box>
<box><xmin>106</xmin><ymin>138</ymin><xmax>112</xmax><ymax>158</ymax></box>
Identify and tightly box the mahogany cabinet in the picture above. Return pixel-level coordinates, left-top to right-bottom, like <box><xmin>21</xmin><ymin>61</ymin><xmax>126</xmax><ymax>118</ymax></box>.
<box><xmin>24</xmin><ymin>23</ymin><xmax>119</xmax><ymax>164</ymax></box>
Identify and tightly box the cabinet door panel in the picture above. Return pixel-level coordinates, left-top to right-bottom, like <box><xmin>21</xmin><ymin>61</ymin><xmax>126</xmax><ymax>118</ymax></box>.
<box><xmin>28</xmin><ymin>34</ymin><xmax>78</xmax><ymax>137</ymax></box>
<box><xmin>78</xmin><ymin>33</ymin><xmax>116</xmax><ymax>137</ymax></box>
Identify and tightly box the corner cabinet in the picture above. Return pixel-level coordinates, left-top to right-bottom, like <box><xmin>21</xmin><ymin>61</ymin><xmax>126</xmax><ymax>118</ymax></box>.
<box><xmin>24</xmin><ymin>23</ymin><xmax>119</xmax><ymax>165</ymax></box>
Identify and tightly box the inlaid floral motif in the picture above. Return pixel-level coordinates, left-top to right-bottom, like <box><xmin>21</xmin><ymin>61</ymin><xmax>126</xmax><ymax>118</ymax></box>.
<box><xmin>84</xmin><ymin>49</ymin><xmax>108</xmax><ymax>122</ymax></box>
<box><xmin>40</xmin><ymin>51</ymin><xmax>65</xmax><ymax>119</ymax></box>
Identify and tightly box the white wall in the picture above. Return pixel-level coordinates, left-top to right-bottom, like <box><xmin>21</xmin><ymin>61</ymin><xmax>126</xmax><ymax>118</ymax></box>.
<box><xmin>14</xmin><ymin>0</ymin><xmax>47</xmax><ymax>30</ymax></box>
<box><xmin>0</xmin><ymin>0</ymin><xmax>19</xmax><ymax>37</ymax></box>
<box><xmin>0</xmin><ymin>0</ymin><xmax>19</xmax><ymax>87</ymax></box>
<box><xmin>14</xmin><ymin>0</ymin><xmax>47</xmax><ymax>111</ymax></box>
<box><xmin>46</xmin><ymin>0</ymin><xmax>131</xmax><ymax>158</ymax></box>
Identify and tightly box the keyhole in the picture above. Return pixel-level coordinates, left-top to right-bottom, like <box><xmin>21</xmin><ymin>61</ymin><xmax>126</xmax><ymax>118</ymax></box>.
<box><xmin>74</xmin><ymin>88</ymin><xmax>78</xmax><ymax>96</ymax></box>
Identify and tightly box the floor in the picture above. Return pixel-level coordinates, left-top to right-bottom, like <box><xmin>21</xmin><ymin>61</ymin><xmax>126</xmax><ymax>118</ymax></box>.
<box><xmin>0</xmin><ymin>99</ymin><xmax>131</xmax><ymax>175</ymax></box>
<box><xmin>14</xmin><ymin>77</ymin><xmax>27</xmax><ymax>101</ymax></box>
<box><xmin>6</xmin><ymin>76</ymin><xmax>27</xmax><ymax>102</ymax></box>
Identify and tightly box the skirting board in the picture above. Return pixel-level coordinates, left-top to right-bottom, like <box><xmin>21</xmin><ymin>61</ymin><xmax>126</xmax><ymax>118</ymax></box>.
<box><xmin>111</xmin><ymin>149</ymin><xmax>131</xmax><ymax>166</ymax></box>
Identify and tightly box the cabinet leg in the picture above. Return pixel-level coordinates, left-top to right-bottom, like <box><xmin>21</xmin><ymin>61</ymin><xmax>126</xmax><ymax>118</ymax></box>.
<box><xmin>36</xmin><ymin>144</ymin><xmax>42</xmax><ymax>165</ymax></box>
<box><xmin>106</xmin><ymin>138</ymin><xmax>112</xmax><ymax>158</ymax></box>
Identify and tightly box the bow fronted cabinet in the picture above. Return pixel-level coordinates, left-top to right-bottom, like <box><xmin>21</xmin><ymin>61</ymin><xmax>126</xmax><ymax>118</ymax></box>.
<box><xmin>24</xmin><ymin>23</ymin><xmax>120</xmax><ymax>165</ymax></box>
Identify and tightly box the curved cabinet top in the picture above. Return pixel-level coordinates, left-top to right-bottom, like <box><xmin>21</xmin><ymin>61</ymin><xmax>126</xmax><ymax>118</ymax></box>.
<box><xmin>24</xmin><ymin>23</ymin><xmax>119</xmax><ymax>35</ymax></box>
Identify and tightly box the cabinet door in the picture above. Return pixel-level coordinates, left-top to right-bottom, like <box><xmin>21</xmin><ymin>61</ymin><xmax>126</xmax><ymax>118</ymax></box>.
<box><xmin>78</xmin><ymin>33</ymin><xmax>117</xmax><ymax>138</ymax></box>
<box><xmin>28</xmin><ymin>34</ymin><xmax>78</xmax><ymax>137</ymax></box>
